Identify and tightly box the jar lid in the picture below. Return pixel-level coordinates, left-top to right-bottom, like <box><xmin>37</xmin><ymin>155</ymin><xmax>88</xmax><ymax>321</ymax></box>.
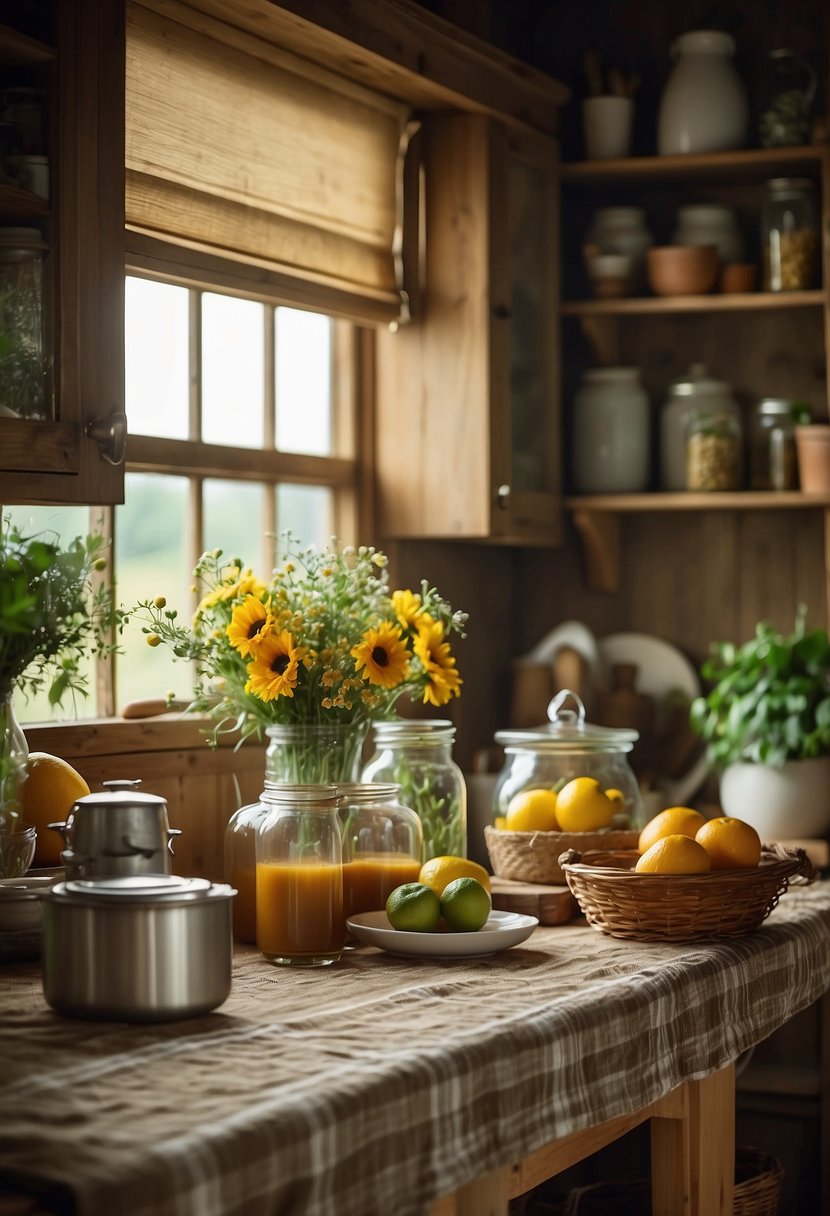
<box><xmin>48</xmin><ymin>875</ymin><xmax>233</xmax><ymax>907</ymax></box>
<box><xmin>495</xmin><ymin>689</ymin><xmax>638</xmax><ymax>754</ymax></box>
<box><xmin>337</xmin><ymin>782</ymin><xmax>402</xmax><ymax>802</ymax></box>
<box><xmin>0</xmin><ymin>226</ymin><xmax>47</xmax><ymax>251</ymax></box>
<box><xmin>675</xmin><ymin>204</ymin><xmax>736</xmax><ymax>223</ymax></box>
<box><xmin>766</xmin><ymin>177</ymin><xmax>815</xmax><ymax>192</ymax></box>
<box><xmin>673</xmin><ymin>30</ymin><xmax>735</xmax><ymax>56</ymax></box>
<box><xmin>372</xmin><ymin>719</ymin><xmax>454</xmax><ymax>741</ymax></box>
<box><xmin>757</xmin><ymin>398</ymin><xmax>793</xmax><ymax>415</ymax></box>
<box><xmin>668</xmin><ymin>363</ymin><xmax>732</xmax><ymax>399</ymax></box>
<box><xmin>582</xmin><ymin>366</ymin><xmax>640</xmax><ymax>382</ymax></box>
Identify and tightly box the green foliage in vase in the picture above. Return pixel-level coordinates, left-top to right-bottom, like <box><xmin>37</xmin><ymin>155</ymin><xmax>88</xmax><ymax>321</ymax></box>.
<box><xmin>690</xmin><ymin>606</ymin><xmax>830</xmax><ymax>767</ymax></box>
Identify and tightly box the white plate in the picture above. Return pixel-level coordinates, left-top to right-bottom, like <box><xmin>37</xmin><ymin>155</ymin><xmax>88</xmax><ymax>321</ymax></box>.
<box><xmin>346</xmin><ymin>909</ymin><xmax>538</xmax><ymax>959</ymax></box>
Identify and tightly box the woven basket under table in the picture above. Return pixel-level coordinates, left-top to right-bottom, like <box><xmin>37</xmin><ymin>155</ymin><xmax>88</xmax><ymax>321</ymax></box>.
<box><xmin>558</xmin><ymin>844</ymin><xmax>813</xmax><ymax>942</ymax></box>
<box><xmin>484</xmin><ymin>824</ymin><xmax>639</xmax><ymax>885</ymax></box>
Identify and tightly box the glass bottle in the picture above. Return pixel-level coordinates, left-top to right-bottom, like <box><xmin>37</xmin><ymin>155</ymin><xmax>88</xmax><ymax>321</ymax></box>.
<box><xmin>758</xmin><ymin>49</ymin><xmax>817</xmax><ymax>149</ymax></box>
<box><xmin>339</xmin><ymin>782</ymin><xmax>423</xmax><ymax>923</ymax></box>
<box><xmin>762</xmin><ymin>178</ymin><xmax>819</xmax><ymax>292</ymax></box>
<box><xmin>224</xmin><ymin>800</ymin><xmax>269</xmax><ymax>943</ymax></box>
<box><xmin>256</xmin><ymin>783</ymin><xmax>344</xmax><ymax>967</ymax></box>
<box><xmin>361</xmin><ymin>720</ymin><xmax>467</xmax><ymax>861</ymax></box>
<box><xmin>750</xmin><ymin>398</ymin><xmax>798</xmax><ymax>491</ymax></box>
<box><xmin>0</xmin><ymin>226</ymin><xmax>49</xmax><ymax>420</ymax></box>
<box><xmin>686</xmin><ymin>405</ymin><xmax>743</xmax><ymax>491</ymax></box>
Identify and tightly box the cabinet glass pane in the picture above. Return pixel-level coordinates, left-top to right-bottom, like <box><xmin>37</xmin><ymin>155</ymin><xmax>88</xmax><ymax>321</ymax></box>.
<box><xmin>125</xmin><ymin>277</ymin><xmax>189</xmax><ymax>439</ymax></box>
<box><xmin>202</xmin><ymin>293</ymin><xmax>264</xmax><ymax>449</ymax></box>
<box><xmin>509</xmin><ymin>159</ymin><xmax>549</xmax><ymax>494</ymax></box>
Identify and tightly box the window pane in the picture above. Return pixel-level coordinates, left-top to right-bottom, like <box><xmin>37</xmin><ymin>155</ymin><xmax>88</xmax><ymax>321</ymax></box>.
<box><xmin>204</xmin><ymin>479</ymin><xmax>267</xmax><ymax>571</ymax></box>
<box><xmin>202</xmin><ymin>293</ymin><xmax>264</xmax><ymax>449</ymax></box>
<box><xmin>6</xmin><ymin>505</ymin><xmax>100</xmax><ymax>723</ymax></box>
<box><xmin>275</xmin><ymin>307</ymin><xmax>332</xmax><ymax>455</ymax></box>
<box><xmin>116</xmin><ymin>473</ymin><xmax>192</xmax><ymax>709</ymax></box>
<box><xmin>275</xmin><ymin>484</ymin><xmax>333</xmax><ymax>549</ymax></box>
<box><xmin>125</xmin><ymin>277</ymin><xmax>189</xmax><ymax>438</ymax></box>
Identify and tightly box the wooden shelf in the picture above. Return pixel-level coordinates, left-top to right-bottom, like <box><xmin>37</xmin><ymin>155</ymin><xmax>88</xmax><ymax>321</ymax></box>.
<box><xmin>561</xmin><ymin>290</ymin><xmax>824</xmax><ymax>317</ymax></box>
<box><xmin>560</xmin><ymin>144</ymin><xmax>824</xmax><ymax>185</ymax></box>
<box><xmin>0</xmin><ymin>21</ymin><xmax>55</xmax><ymax>64</ymax></box>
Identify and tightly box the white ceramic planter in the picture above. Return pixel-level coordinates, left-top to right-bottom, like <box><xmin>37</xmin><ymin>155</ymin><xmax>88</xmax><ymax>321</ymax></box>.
<box><xmin>719</xmin><ymin>757</ymin><xmax>830</xmax><ymax>840</ymax></box>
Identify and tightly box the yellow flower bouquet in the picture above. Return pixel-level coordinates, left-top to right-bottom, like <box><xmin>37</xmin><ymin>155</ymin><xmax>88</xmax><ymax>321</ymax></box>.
<box><xmin>130</xmin><ymin>537</ymin><xmax>467</xmax><ymax>776</ymax></box>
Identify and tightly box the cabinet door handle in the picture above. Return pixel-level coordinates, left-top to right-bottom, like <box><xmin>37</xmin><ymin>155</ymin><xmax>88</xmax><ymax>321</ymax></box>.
<box><xmin>493</xmin><ymin>304</ymin><xmax>511</xmax><ymax>320</ymax></box>
<box><xmin>496</xmin><ymin>483</ymin><xmax>511</xmax><ymax>507</ymax></box>
<box><xmin>86</xmin><ymin>410</ymin><xmax>127</xmax><ymax>466</ymax></box>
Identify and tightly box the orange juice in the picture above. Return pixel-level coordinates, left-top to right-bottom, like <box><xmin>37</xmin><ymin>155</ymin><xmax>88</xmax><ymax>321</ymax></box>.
<box><xmin>256</xmin><ymin>860</ymin><xmax>344</xmax><ymax>962</ymax></box>
<box><xmin>343</xmin><ymin>854</ymin><xmax>421</xmax><ymax>920</ymax></box>
<box><xmin>230</xmin><ymin>866</ymin><xmax>257</xmax><ymax>944</ymax></box>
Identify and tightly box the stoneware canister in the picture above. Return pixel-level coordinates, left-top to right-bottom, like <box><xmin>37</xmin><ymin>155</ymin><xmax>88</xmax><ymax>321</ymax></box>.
<box><xmin>572</xmin><ymin>367</ymin><xmax>650</xmax><ymax>494</ymax></box>
<box><xmin>657</xmin><ymin>30</ymin><xmax>748</xmax><ymax>155</ymax></box>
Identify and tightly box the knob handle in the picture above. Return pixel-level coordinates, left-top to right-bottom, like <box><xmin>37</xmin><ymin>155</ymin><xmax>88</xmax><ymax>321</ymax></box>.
<box><xmin>86</xmin><ymin>410</ymin><xmax>127</xmax><ymax>466</ymax></box>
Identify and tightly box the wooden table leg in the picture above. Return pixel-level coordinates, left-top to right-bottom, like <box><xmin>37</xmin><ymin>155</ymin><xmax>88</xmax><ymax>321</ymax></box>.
<box><xmin>651</xmin><ymin>1064</ymin><xmax>735</xmax><ymax>1216</ymax></box>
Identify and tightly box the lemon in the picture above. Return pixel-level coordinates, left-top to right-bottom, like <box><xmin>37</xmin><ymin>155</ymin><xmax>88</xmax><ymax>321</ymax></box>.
<box><xmin>20</xmin><ymin>752</ymin><xmax>90</xmax><ymax>867</ymax></box>
<box><xmin>440</xmin><ymin>877</ymin><xmax>492</xmax><ymax>932</ymax></box>
<box><xmin>638</xmin><ymin>806</ymin><xmax>706</xmax><ymax>855</ymax></box>
<box><xmin>695</xmin><ymin>817</ymin><xmax>761</xmax><ymax>870</ymax></box>
<box><xmin>635</xmin><ymin>834</ymin><xmax>712</xmax><ymax>875</ymax></box>
<box><xmin>418</xmin><ymin>855</ymin><xmax>491</xmax><ymax>897</ymax></box>
<box><xmin>605</xmin><ymin>788</ymin><xmax>624</xmax><ymax>805</ymax></box>
<box><xmin>386</xmin><ymin>882</ymin><xmax>441</xmax><ymax>932</ymax></box>
<box><xmin>494</xmin><ymin>816</ymin><xmax>508</xmax><ymax>831</ymax></box>
<box><xmin>505</xmin><ymin>787</ymin><xmax>559</xmax><ymax>832</ymax></box>
<box><xmin>554</xmin><ymin>777</ymin><xmax>614</xmax><ymax>832</ymax></box>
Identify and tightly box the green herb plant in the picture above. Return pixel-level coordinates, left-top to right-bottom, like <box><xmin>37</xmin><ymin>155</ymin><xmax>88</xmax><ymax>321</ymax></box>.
<box><xmin>690</xmin><ymin>606</ymin><xmax>830</xmax><ymax>768</ymax></box>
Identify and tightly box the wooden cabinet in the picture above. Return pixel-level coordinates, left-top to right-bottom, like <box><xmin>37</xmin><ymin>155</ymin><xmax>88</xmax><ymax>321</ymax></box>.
<box><xmin>559</xmin><ymin>144</ymin><xmax>830</xmax><ymax>593</ymax></box>
<box><xmin>375</xmin><ymin>112</ymin><xmax>562</xmax><ymax>546</ymax></box>
<box><xmin>0</xmin><ymin>0</ymin><xmax>125</xmax><ymax>506</ymax></box>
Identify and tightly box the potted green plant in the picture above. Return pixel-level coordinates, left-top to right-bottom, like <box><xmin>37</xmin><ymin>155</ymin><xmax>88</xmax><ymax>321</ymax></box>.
<box><xmin>690</xmin><ymin>606</ymin><xmax>830</xmax><ymax>839</ymax></box>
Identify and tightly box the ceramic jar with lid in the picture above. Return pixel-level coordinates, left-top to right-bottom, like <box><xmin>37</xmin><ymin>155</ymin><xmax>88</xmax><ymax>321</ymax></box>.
<box><xmin>657</xmin><ymin>30</ymin><xmax>748</xmax><ymax>155</ymax></box>
<box><xmin>572</xmin><ymin>367</ymin><xmax>651</xmax><ymax>494</ymax></box>
<box><xmin>586</xmin><ymin>207</ymin><xmax>653</xmax><ymax>294</ymax></box>
<box><xmin>660</xmin><ymin>364</ymin><xmax>741</xmax><ymax>491</ymax></box>
<box><xmin>493</xmin><ymin>689</ymin><xmax>645</xmax><ymax>829</ymax></box>
<box><xmin>671</xmin><ymin>205</ymin><xmax>743</xmax><ymax>265</ymax></box>
<box><xmin>750</xmin><ymin>398</ymin><xmax>798</xmax><ymax>490</ymax></box>
<box><xmin>762</xmin><ymin>178</ymin><xmax>819</xmax><ymax>291</ymax></box>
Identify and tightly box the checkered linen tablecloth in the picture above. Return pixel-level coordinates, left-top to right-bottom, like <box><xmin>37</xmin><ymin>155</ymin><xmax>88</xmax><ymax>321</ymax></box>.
<box><xmin>1</xmin><ymin>882</ymin><xmax>829</xmax><ymax>1216</ymax></box>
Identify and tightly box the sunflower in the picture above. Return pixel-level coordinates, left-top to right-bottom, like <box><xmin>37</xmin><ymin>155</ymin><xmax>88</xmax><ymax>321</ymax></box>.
<box><xmin>226</xmin><ymin>595</ymin><xmax>272</xmax><ymax>658</ymax></box>
<box><xmin>392</xmin><ymin>589</ymin><xmax>424</xmax><ymax>630</ymax></box>
<box><xmin>245</xmin><ymin>630</ymin><xmax>306</xmax><ymax>702</ymax></box>
<box><xmin>351</xmin><ymin>621</ymin><xmax>410</xmax><ymax>689</ymax></box>
<box><xmin>414</xmin><ymin>618</ymin><xmax>462</xmax><ymax>706</ymax></box>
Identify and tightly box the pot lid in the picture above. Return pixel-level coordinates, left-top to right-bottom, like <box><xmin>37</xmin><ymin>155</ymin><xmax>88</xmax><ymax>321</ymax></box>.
<box><xmin>668</xmin><ymin>363</ymin><xmax>731</xmax><ymax>398</ymax></box>
<box><xmin>48</xmin><ymin>875</ymin><xmax>231</xmax><ymax>906</ymax></box>
<box><xmin>72</xmin><ymin>779</ymin><xmax>168</xmax><ymax>811</ymax></box>
<box><xmin>495</xmin><ymin>689</ymin><xmax>639</xmax><ymax>753</ymax></box>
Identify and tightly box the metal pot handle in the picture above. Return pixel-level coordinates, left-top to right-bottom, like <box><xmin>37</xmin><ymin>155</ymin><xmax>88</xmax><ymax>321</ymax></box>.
<box><xmin>48</xmin><ymin>820</ymin><xmax>70</xmax><ymax>844</ymax></box>
<box><xmin>166</xmin><ymin>828</ymin><xmax>182</xmax><ymax>856</ymax></box>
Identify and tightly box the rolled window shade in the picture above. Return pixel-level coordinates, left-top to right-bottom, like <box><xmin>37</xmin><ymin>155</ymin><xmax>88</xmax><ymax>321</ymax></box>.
<box><xmin>125</xmin><ymin>1</ymin><xmax>412</xmax><ymax>323</ymax></box>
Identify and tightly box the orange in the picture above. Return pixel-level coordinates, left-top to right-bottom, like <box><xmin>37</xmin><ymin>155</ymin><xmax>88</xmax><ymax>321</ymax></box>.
<box><xmin>695</xmin><ymin>817</ymin><xmax>761</xmax><ymax>870</ymax></box>
<box><xmin>418</xmin><ymin>855</ymin><xmax>491</xmax><ymax>897</ymax></box>
<box><xmin>505</xmin><ymin>787</ymin><xmax>559</xmax><ymax>832</ymax></box>
<box><xmin>635</xmin><ymin>834</ymin><xmax>712</xmax><ymax>875</ymax></box>
<box><xmin>638</xmin><ymin>806</ymin><xmax>706</xmax><ymax>855</ymax></box>
<box><xmin>554</xmin><ymin>777</ymin><xmax>615</xmax><ymax>832</ymax></box>
<box><xmin>19</xmin><ymin>752</ymin><xmax>90</xmax><ymax>867</ymax></box>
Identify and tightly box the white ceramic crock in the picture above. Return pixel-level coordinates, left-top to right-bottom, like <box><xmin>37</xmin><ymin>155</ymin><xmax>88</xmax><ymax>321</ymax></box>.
<box><xmin>657</xmin><ymin>30</ymin><xmax>748</xmax><ymax>155</ymax></box>
<box><xmin>572</xmin><ymin>367</ymin><xmax>651</xmax><ymax>494</ymax></box>
<box><xmin>719</xmin><ymin>756</ymin><xmax>830</xmax><ymax>840</ymax></box>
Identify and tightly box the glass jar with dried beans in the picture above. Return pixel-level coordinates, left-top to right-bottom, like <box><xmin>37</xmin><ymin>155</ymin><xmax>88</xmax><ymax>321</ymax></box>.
<box><xmin>762</xmin><ymin>178</ymin><xmax>819</xmax><ymax>292</ymax></box>
<box><xmin>686</xmin><ymin>405</ymin><xmax>743</xmax><ymax>491</ymax></box>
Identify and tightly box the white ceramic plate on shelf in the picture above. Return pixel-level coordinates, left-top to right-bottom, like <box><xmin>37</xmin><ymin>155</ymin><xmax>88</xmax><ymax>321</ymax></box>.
<box><xmin>346</xmin><ymin>910</ymin><xmax>539</xmax><ymax>959</ymax></box>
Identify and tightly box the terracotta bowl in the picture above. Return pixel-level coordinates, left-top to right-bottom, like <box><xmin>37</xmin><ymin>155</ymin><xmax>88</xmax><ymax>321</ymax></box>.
<box><xmin>647</xmin><ymin>245</ymin><xmax>718</xmax><ymax>296</ymax></box>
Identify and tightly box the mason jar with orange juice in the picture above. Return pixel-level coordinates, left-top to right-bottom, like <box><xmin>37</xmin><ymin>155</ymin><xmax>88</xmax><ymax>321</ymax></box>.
<box><xmin>339</xmin><ymin>783</ymin><xmax>423</xmax><ymax>923</ymax></box>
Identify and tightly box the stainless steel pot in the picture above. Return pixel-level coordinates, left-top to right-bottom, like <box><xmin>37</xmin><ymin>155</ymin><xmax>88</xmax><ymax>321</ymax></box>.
<box><xmin>49</xmin><ymin>780</ymin><xmax>182</xmax><ymax>879</ymax></box>
<box><xmin>39</xmin><ymin>875</ymin><xmax>235</xmax><ymax>1021</ymax></box>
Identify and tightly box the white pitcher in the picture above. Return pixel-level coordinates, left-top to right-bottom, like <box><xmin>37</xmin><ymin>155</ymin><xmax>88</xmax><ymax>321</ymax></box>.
<box><xmin>657</xmin><ymin>30</ymin><xmax>748</xmax><ymax>155</ymax></box>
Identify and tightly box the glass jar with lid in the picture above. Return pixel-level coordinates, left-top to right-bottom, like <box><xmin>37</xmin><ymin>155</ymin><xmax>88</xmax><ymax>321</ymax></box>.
<box><xmin>762</xmin><ymin>178</ymin><xmax>819</xmax><ymax>291</ymax></box>
<box><xmin>224</xmin><ymin>799</ymin><xmax>269</xmax><ymax>943</ymax></box>
<box><xmin>255</xmin><ymin>783</ymin><xmax>344</xmax><ymax>967</ymax></box>
<box><xmin>0</xmin><ymin>226</ymin><xmax>49</xmax><ymax>420</ymax></box>
<box><xmin>339</xmin><ymin>782</ymin><xmax>423</xmax><ymax>923</ymax></box>
<box><xmin>660</xmin><ymin>364</ymin><xmax>741</xmax><ymax>491</ymax></box>
<box><xmin>361</xmin><ymin>720</ymin><xmax>466</xmax><ymax>861</ymax></box>
<box><xmin>750</xmin><ymin>398</ymin><xmax>798</xmax><ymax>490</ymax></box>
<box><xmin>686</xmin><ymin>403</ymin><xmax>743</xmax><ymax>491</ymax></box>
<box><xmin>493</xmin><ymin>689</ymin><xmax>645</xmax><ymax>830</ymax></box>
<box><xmin>758</xmin><ymin>50</ymin><xmax>816</xmax><ymax>148</ymax></box>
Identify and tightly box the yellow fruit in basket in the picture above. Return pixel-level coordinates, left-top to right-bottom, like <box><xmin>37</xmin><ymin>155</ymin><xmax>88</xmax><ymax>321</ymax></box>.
<box><xmin>20</xmin><ymin>752</ymin><xmax>90</xmax><ymax>867</ymax></box>
<box><xmin>638</xmin><ymin>806</ymin><xmax>706</xmax><ymax>855</ymax></box>
<box><xmin>635</xmin><ymin>834</ymin><xmax>712</xmax><ymax>875</ymax></box>
<box><xmin>554</xmin><ymin>777</ymin><xmax>614</xmax><ymax>832</ymax></box>
<box><xmin>695</xmin><ymin>817</ymin><xmax>761</xmax><ymax>870</ymax></box>
<box><xmin>505</xmin><ymin>787</ymin><xmax>559</xmax><ymax>832</ymax></box>
<box><xmin>418</xmin><ymin>855</ymin><xmax>491</xmax><ymax>897</ymax></box>
<box><xmin>494</xmin><ymin>816</ymin><xmax>508</xmax><ymax>831</ymax></box>
<box><xmin>605</xmin><ymin>788</ymin><xmax>624</xmax><ymax>805</ymax></box>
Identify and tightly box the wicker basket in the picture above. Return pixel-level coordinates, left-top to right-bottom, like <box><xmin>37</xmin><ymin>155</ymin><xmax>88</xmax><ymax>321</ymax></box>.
<box><xmin>561</xmin><ymin>1146</ymin><xmax>783</xmax><ymax>1216</ymax></box>
<box><xmin>558</xmin><ymin>843</ymin><xmax>813</xmax><ymax>942</ymax></box>
<box><xmin>484</xmin><ymin>824</ymin><xmax>639</xmax><ymax>885</ymax></box>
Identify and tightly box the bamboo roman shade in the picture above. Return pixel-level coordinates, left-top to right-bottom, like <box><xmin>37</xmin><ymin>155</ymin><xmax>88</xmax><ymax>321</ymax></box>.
<box><xmin>125</xmin><ymin>1</ymin><xmax>411</xmax><ymax>323</ymax></box>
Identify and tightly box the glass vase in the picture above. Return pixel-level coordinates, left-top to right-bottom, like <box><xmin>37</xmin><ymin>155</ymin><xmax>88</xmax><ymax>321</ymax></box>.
<box><xmin>0</xmin><ymin>694</ymin><xmax>34</xmax><ymax>877</ymax></box>
<box><xmin>361</xmin><ymin>720</ymin><xmax>467</xmax><ymax>861</ymax></box>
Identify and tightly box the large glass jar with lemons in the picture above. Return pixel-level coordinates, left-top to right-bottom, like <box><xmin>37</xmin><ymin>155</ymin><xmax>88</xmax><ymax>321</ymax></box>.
<box><xmin>493</xmin><ymin>689</ymin><xmax>645</xmax><ymax>831</ymax></box>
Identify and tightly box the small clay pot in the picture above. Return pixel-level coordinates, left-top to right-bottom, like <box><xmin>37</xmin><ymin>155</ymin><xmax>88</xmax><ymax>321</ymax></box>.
<box><xmin>795</xmin><ymin>425</ymin><xmax>830</xmax><ymax>493</ymax></box>
<box><xmin>720</xmin><ymin>263</ymin><xmax>758</xmax><ymax>293</ymax></box>
<box><xmin>647</xmin><ymin>245</ymin><xmax>718</xmax><ymax>296</ymax></box>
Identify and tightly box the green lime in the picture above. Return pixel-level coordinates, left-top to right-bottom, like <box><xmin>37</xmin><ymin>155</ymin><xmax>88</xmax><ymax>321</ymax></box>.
<box><xmin>439</xmin><ymin>877</ymin><xmax>492</xmax><ymax>932</ymax></box>
<box><xmin>385</xmin><ymin>882</ymin><xmax>441</xmax><ymax>932</ymax></box>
